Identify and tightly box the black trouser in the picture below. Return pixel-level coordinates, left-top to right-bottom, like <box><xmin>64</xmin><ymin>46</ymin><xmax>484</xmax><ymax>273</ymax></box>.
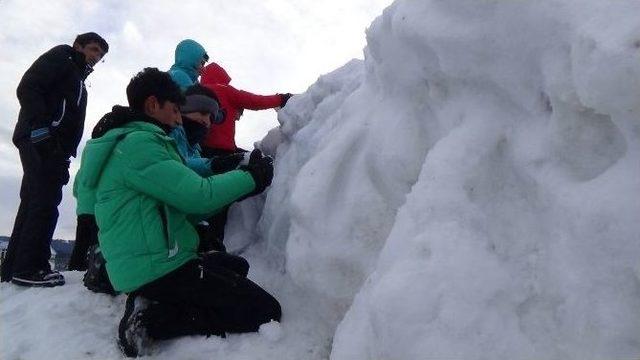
<box><xmin>132</xmin><ymin>259</ymin><xmax>280</xmax><ymax>339</ymax></box>
<box><xmin>207</xmin><ymin>207</ymin><xmax>229</xmax><ymax>243</ymax></box>
<box><xmin>200</xmin><ymin>146</ymin><xmax>247</xmax><ymax>243</ymax></box>
<box><xmin>0</xmin><ymin>142</ymin><xmax>69</xmax><ymax>281</ymax></box>
<box><xmin>67</xmin><ymin>214</ymin><xmax>99</xmax><ymax>271</ymax></box>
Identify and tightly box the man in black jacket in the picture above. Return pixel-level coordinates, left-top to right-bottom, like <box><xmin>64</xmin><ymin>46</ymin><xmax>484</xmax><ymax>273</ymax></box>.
<box><xmin>0</xmin><ymin>32</ymin><xmax>109</xmax><ymax>287</ymax></box>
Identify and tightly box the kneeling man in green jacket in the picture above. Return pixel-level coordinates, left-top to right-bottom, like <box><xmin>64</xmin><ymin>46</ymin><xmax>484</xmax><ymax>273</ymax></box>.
<box><xmin>74</xmin><ymin>67</ymin><xmax>280</xmax><ymax>357</ymax></box>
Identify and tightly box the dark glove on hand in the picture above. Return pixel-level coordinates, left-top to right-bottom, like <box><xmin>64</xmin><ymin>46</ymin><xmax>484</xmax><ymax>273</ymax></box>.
<box><xmin>210</xmin><ymin>153</ymin><xmax>245</xmax><ymax>174</ymax></box>
<box><xmin>279</xmin><ymin>93</ymin><xmax>293</xmax><ymax>108</ymax></box>
<box><xmin>240</xmin><ymin>149</ymin><xmax>274</xmax><ymax>196</ymax></box>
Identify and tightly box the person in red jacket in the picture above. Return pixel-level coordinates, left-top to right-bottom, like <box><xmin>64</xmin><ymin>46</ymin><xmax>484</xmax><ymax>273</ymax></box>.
<box><xmin>199</xmin><ymin>62</ymin><xmax>291</xmax><ymax>243</ymax></box>
<box><xmin>199</xmin><ymin>62</ymin><xmax>292</xmax><ymax>157</ymax></box>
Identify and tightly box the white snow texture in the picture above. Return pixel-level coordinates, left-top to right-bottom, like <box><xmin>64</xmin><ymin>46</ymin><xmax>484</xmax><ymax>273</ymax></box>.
<box><xmin>3</xmin><ymin>1</ymin><xmax>640</xmax><ymax>359</ymax></box>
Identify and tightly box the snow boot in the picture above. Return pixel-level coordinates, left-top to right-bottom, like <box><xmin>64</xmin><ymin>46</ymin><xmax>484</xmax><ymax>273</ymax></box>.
<box><xmin>118</xmin><ymin>295</ymin><xmax>152</xmax><ymax>358</ymax></box>
<box><xmin>11</xmin><ymin>269</ymin><xmax>65</xmax><ymax>287</ymax></box>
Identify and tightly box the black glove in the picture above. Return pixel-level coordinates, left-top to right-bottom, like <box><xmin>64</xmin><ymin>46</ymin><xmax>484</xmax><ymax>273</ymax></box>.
<box><xmin>240</xmin><ymin>149</ymin><xmax>273</xmax><ymax>196</ymax></box>
<box><xmin>210</xmin><ymin>153</ymin><xmax>245</xmax><ymax>174</ymax></box>
<box><xmin>279</xmin><ymin>93</ymin><xmax>293</xmax><ymax>107</ymax></box>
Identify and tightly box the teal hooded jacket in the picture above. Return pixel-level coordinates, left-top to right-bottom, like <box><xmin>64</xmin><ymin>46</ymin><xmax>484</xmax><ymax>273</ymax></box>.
<box><xmin>170</xmin><ymin>125</ymin><xmax>213</xmax><ymax>176</ymax></box>
<box><xmin>168</xmin><ymin>39</ymin><xmax>207</xmax><ymax>91</ymax></box>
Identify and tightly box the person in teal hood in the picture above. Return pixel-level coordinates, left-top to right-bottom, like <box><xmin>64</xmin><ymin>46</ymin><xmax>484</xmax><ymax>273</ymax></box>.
<box><xmin>74</xmin><ymin>68</ymin><xmax>280</xmax><ymax>357</ymax></box>
<box><xmin>168</xmin><ymin>39</ymin><xmax>208</xmax><ymax>91</ymax></box>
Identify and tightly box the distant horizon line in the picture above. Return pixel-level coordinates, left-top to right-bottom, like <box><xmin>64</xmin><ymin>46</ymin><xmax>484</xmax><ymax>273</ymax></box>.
<box><xmin>0</xmin><ymin>236</ymin><xmax>73</xmax><ymax>241</ymax></box>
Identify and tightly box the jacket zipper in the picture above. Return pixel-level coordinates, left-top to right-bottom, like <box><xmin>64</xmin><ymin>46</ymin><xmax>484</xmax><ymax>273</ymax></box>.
<box><xmin>51</xmin><ymin>99</ymin><xmax>66</xmax><ymax>127</ymax></box>
<box><xmin>76</xmin><ymin>80</ymin><xmax>84</xmax><ymax>106</ymax></box>
<box><xmin>158</xmin><ymin>205</ymin><xmax>179</xmax><ymax>258</ymax></box>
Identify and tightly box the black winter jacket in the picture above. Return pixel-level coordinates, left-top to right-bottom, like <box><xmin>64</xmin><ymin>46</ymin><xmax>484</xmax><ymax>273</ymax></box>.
<box><xmin>12</xmin><ymin>45</ymin><xmax>93</xmax><ymax>157</ymax></box>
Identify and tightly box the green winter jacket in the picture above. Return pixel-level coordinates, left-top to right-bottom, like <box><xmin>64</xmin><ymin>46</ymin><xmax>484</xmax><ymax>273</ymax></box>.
<box><xmin>74</xmin><ymin>120</ymin><xmax>255</xmax><ymax>292</ymax></box>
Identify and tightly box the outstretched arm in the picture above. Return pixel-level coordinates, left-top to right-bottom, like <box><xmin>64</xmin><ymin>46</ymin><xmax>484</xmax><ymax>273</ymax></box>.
<box><xmin>121</xmin><ymin>132</ymin><xmax>255</xmax><ymax>215</ymax></box>
<box><xmin>226</xmin><ymin>84</ymin><xmax>286</xmax><ymax>110</ymax></box>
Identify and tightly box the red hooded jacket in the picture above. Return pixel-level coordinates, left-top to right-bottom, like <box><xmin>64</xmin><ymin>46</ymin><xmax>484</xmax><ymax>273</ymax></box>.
<box><xmin>200</xmin><ymin>62</ymin><xmax>283</xmax><ymax>151</ymax></box>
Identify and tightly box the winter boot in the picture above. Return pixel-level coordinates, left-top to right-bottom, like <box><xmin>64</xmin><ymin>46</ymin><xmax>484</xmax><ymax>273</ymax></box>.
<box><xmin>118</xmin><ymin>295</ymin><xmax>152</xmax><ymax>358</ymax></box>
<box><xmin>11</xmin><ymin>269</ymin><xmax>65</xmax><ymax>287</ymax></box>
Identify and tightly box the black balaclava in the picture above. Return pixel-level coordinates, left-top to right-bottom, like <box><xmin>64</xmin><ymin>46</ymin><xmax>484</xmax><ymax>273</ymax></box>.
<box><xmin>182</xmin><ymin>117</ymin><xmax>208</xmax><ymax>146</ymax></box>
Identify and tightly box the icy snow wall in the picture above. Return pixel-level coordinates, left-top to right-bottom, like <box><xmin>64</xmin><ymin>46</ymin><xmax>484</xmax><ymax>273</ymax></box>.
<box><xmin>252</xmin><ymin>0</ymin><xmax>640</xmax><ymax>359</ymax></box>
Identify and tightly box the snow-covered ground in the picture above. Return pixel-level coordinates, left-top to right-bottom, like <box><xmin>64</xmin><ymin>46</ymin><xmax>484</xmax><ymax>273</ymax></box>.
<box><xmin>3</xmin><ymin>0</ymin><xmax>640</xmax><ymax>359</ymax></box>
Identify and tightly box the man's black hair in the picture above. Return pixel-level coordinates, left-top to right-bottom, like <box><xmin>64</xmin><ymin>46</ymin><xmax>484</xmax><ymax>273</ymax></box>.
<box><xmin>74</xmin><ymin>32</ymin><xmax>109</xmax><ymax>53</ymax></box>
<box><xmin>126</xmin><ymin>68</ymin><xmax>185</xmax><ymax>112</ymax></box>
<box><xmin>184</xmin><ymin>84</ymin><xmax>219</xmax><ymax>103</ymax></box>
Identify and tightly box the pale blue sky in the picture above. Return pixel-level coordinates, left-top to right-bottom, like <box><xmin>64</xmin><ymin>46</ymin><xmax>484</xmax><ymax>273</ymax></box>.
<box><xmin>0</xmin><ymin>0</ymin><xmax>392</xmax><ymax>238</ymax></box>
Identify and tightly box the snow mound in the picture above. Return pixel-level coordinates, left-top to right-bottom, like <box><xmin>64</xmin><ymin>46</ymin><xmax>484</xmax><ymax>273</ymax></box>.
<box><xmin>258</xmin><ymin>1</ymin><xmax>640</xmax><ymax>359</ymax></box>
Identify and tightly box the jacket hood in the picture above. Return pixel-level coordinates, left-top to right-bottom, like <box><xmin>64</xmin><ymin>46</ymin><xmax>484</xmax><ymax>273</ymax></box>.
<box><xmin>78</xmin><ymin>121</ymin><xmax>168</xmax><ymax>191</ymax></box>
<box><xmin>91</xmin><ymin>105</ymin><xmax>137</xmax><ymax>139</ymax></box>
<box><xmin>201</xmin><ymin>62</ymin><xmax>231</xmax><ymax>85</ymax></box>
<box><xmin>171</xmin><ymin>39</ymin><xmax>207</xmax><ymax>79</ymax></box>
<box><xmin>92</xmin><ymin>105</ymin><xmax>173</xmax><ymax>139</ymax></box>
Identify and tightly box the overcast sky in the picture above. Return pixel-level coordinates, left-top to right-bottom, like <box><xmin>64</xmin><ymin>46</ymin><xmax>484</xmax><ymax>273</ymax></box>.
<box><xmin>0</xmin><ymin>0</ymin><xmax>392</xmax><ymax>239</ymax></box>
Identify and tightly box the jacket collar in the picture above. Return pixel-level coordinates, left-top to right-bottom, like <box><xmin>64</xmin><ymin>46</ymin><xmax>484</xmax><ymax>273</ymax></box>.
<box><xmin>137</xmin><ymin>115</ymin><xmax>174</xmax><ymax>135</ymax></box>
<box><xmin>66</xmin><ymin>45</ymin><xmax>93</xmax><ymax>79</ymax></box>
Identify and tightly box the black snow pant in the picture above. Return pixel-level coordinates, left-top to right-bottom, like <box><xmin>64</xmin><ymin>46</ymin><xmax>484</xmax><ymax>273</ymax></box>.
<box><xmin>200</xmin><ymin>146</ymin><xmax>247</xmax><ymax>244</ymax></box>
<box><xmin>208</xmin><ymin>206</ymin><xmax>230</xmax><ymax>243</ymax></box>
<box><xmin>131</xmin><ymin>258</ymin><xmax>280</xmax><ymax>340</ymax></box>
<box><xmin>67</xmin><ymin>214</ymin><xmax>99</xmax><ymax>271</ymax></box>
<box><xmin>1</xmin><ymin>142</ymin><xmax>69</xmax><ymax>281</ymax></box>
